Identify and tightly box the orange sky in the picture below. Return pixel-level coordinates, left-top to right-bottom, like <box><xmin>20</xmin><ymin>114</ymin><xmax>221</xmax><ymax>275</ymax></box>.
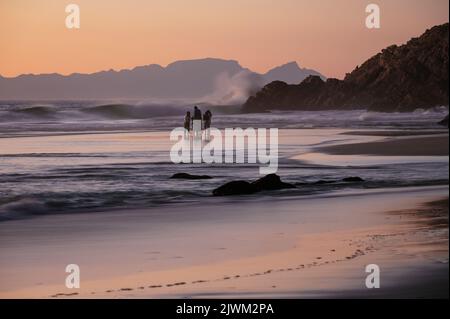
<box><xmin>0</xmin><ymin>0</ymin><xmax>448</xmax><ymax>79</ymax></box>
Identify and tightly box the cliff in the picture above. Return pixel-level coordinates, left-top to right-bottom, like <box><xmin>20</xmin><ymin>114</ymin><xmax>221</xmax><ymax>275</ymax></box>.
<box><xmin>243</xmin><ymin>23</ymin><xmax>449</xmax><ymax>112</ymax></box>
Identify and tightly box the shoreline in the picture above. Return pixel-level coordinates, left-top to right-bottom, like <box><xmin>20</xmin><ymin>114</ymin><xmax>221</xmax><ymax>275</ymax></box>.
<box><xmin>0</xmin><ymin>185</ymin><xmax>447</xmax><ymax>298</ymax></box>
<box><xmin>340</xmin><ymin>130</ymin><xmax>448</xmax><ymax>137</ymax></box>
<box><xmin>317</xmin><ymin>134</ymin><xmax>449</xmax><ymax>156</ymax></box>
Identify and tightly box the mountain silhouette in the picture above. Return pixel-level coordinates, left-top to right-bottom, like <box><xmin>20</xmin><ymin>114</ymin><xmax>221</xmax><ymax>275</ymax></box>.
<box><xmin>263</xmin><ymin>61</ymin><xmax>325</xmax><ymax>84</ymax></box>
<box><xmin>0</xmin><ymin>58</ymin><xmax>324</xmax><ymax>101</ymax></box>
<box><xmin>243</xmin><ymin>23</ymin><xmax>449</xmax><ymax>112</ymax></box>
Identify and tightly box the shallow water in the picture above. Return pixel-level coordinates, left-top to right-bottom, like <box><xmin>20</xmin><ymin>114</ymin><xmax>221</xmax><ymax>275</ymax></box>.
<box><xmin>0</xmin><ymin>102</ymin><xmax>448</xmax><ymax>220</ymax></box>
<box><xmin>0</xmin><ymin>129</ymin><xmax>447</xmax><ymax>221</ymax></box>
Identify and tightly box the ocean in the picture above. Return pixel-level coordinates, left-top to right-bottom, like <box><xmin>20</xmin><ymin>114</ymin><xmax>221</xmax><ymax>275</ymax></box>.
<box><xmin>0</xmin><ymin>101</ymin><xmax>448</xmax><ymax>221</ymax></box>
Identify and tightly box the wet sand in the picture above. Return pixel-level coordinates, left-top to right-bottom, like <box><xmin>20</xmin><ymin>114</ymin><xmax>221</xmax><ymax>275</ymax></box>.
<box><xmin>0</xmin><ymin>186</ymin><xmax>447</xmax><ymax>299</ymax></box>
<box><xmin>341</xmin><ymin>130</ymin><xmax>448</xmax><ymax>137</ymax></box>
<box><xmin>318</xmin><ymin>134</ymin><xmax>449</xmax><ymax>156</ymax></box>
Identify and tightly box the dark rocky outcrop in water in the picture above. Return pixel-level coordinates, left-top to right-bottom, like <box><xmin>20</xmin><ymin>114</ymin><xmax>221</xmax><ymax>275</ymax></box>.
<box><xmin>243</xmin><ymin>23</ymin><xmax>449</xmax><ymax>112</ymax></box>
<box><xmin>251</xmin><ymin>174</ymin><xmax>297</xmax><ymax>191</ymax></box>
<box><xmin>438</xmin><ymin>115</ymin><xmax>449</xmax><ymax>128</ymax></box>
<box><xmin>170</xmin><ymin>173</ymin><xmax>213</xmax><ymax>180</ymax></box>
<box><xmin>213</xmin><ymin>181</ymin><xmax>258</xmax><ymax>196</ymax></box>
<box><xmin>213</xmin><ymin>174</ymin><xmax>295</xmax><ymax>196</ymax></box>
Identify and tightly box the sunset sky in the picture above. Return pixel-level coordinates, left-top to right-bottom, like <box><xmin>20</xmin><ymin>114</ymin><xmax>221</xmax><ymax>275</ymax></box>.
<box><xmin>0</xmin><ymin>0</ymin><xmax>448</xmax><ymax>79</ymax></box>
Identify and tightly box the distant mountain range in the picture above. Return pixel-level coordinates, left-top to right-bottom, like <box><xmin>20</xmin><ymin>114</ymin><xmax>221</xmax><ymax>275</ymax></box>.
<box><xmin>262</xmin><ymin>62</ymin><xmax>324</xmax><ymax>84</ymax></box>
<box><xmin>0</xmin><ymin>58</ymin><xmax>324</xmax><ymax>102</ymax></box>
<box><xmin>243</xmin><ymin>23</ymin><xmax>449</xmax><ymax>112</ymax></box>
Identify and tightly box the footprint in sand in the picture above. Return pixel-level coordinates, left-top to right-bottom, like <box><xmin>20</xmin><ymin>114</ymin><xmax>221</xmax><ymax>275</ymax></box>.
<box><xmin>51</xmin><ymin>292</ymin><xmax>79</xmax><ymax>298</ymax></box>
<box><xmin>174</xmin><ymin>282</ymin><xmax>186</xmax><ymax>286</ymax></box>
<box><xmin>98</xmin><ymin>247</ymin><xmax>376</xmax><ymax>297</ymax></box>
<box><xmin>146</xmin><ymin>251</ymin><xmax>161</xmax><ymax>255</ymax></box>
<box><xmin>167</xmin><ymin>282</ymin><xmax>186</xmax><ymax>287</ymax></box>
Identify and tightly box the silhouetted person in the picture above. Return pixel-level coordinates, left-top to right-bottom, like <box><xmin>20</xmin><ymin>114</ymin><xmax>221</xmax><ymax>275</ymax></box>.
<box><xmin>192</xmin><ymin>106</ymin><xmax>202</xmax><ymax>138</ymax></box>
<box><xmin>203</xmin><ymin>110</ymin><xmax>212</xmax><ymax>128</ymax></box>
<box><xmin>193</xmin><ymin>106</ymin><xmax>202</xmax><ymax>121</ymax></box>
<box><xmin>184</xmin><ymin>111</ymin><xmax>191</xmax><ymax>138</ymax></box>
<box><xmin>203</xmin><ymin>110</ymin><xmax>212</xmax><ymax>140</ymax></box>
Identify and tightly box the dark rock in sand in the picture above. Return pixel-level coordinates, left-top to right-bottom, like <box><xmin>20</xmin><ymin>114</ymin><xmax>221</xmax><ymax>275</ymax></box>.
<box><xmin>212</xmin><ymin>174</ymin><xmax>295</xmax><ymax>196</ymax></box>
<box><xmin>438</xmin><ymin>115</ymin><xmax>449</xmax><ymax>128</ymax></box>
<box><xmin>342</xmin><ymin>176</ymin><xmax>365</xmax><ymax>182</ymax></box>
<box><xmin>170</xmin><ymin>173</ymin><xmax>213</xmax><ymax>180</ymax></box>
<box><xmin>212</xmin><ymin>181</ymin><xmax>258</xmax><ymax>196</ymax></box>
<box><xmin>251</xmin><ymin>173</ymin><xmax>296</xmax><ymax>191</ymax></box>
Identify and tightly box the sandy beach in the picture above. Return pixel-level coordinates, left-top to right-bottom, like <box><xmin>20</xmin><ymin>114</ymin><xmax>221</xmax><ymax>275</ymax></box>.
<box><xmin>0</xmin><ymin>125</ymin><xmax>448</xmax><ymax>299</ymax></box>
<box><xmin>0</xmin><ymin>185</ymin><xmax>447</xmax><ymax>298</ymax></box>
<box><xmin>318</xmin><ymin>134</ymin><xmax>449</xmax><ymax>156</ymax></box>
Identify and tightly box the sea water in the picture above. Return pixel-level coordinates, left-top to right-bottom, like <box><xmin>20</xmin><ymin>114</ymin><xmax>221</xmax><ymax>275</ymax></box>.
<box><xmin>0</xmin><ymin>101</ymin><xmax>448</xmax><ymax>220</ymax></box>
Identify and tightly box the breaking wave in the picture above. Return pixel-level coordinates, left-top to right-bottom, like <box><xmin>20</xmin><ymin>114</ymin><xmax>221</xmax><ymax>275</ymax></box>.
<box><xmin>1</xmin><ymin>101</ymin><xmax>447</xmax><ymax>123</ymax></box>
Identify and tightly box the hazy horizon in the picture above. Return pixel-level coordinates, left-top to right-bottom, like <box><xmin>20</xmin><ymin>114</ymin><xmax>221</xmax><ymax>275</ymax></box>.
<box><xmin>0</xmin><ymin>58</ymin><xmax>310</xmax><ymax>78</ymax></box>
<box><xmin>1</xmin><ymin>0</ymin><xmax>448</xmax><ymax>79</ymax></box>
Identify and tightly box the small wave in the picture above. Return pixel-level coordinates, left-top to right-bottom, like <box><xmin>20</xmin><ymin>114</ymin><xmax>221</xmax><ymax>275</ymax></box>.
<box><xmin>0</xmin><ymin>153</ymin><xmax>110</xmax><ymax>158</ymax></box>
<box><xmin>0</xmin><ymin>198</ymin><xmax>51</xmax><ymax>221</ymax></box>
<box><xmin>81</xmin><ymin>104</ymin><xmax>186</xmax><ymax>119</ymax></box>
<box><xmin>0</xmin><ymin>102</ymin><xmax>188</xmax><ymax>123</ymax></box>
<box><xmin>1</xmin><ymin>175</ymin><xmax>446</xmax><ymax>222</ymax></box>
<box><xmin>11</xmin><ymin>105</ymin><xmax>57</xmax><ymax>117</ymax></box>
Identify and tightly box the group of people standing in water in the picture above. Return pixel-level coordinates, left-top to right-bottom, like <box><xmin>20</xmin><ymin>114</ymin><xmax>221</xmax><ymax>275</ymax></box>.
<box><xmin>184</xmin><ymin>106</ymin><xmax>212</xmax><ymax>140</ymax></box>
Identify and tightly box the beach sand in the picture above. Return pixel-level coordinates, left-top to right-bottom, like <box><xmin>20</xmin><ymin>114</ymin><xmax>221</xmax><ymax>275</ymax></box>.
<box><xmin>0</xmin><ymin>185</ymin><xmax>447</xmax><ymax>299</ymax></box>
<box><xmin>318</xmin><ymin>134</ymin><xmax>449</xmax><ymax>156</ymax></box>
<box><xmin>0</xmin><ymin>129</ymin><xmax>448</xmax><ymax>299</ymax></box>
